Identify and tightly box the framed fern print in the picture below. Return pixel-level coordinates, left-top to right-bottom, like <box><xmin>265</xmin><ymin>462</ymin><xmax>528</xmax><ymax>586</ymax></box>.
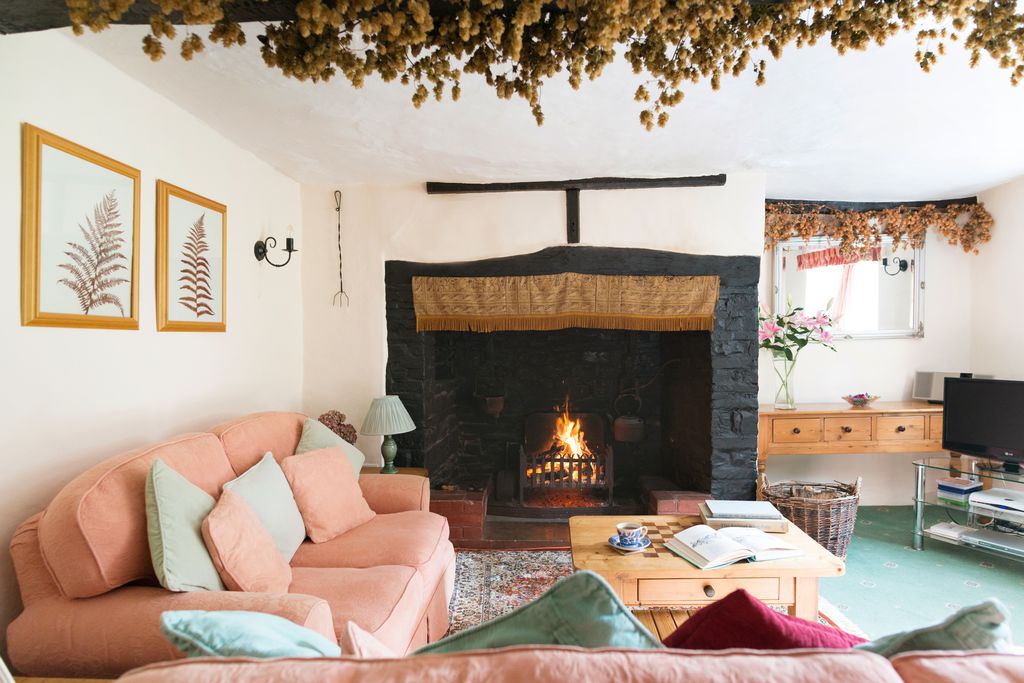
<box><xmin>156</xmin><ymin>181</ymin><xmax>226</xmax><ymax>332</ymax></box>
<box><xmin>21</xmin><ymin>124</ymin><xmax>141</xmax><ymax>329</ymax></box>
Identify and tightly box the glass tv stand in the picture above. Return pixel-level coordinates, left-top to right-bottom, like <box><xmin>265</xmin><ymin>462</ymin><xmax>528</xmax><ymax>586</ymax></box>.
<box><xmin>913</xmin><ymin>456</ymin><xmax>1024</xmax><ymax>562</ymax></box>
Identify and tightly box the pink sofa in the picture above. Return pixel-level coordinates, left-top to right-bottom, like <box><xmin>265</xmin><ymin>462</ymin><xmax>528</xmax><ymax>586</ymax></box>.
<box><xmin>114</xmin><ymin>647</ymin><xmax>1024</xmax><ymax>682</ymax></box>
<box><xmin>6</xmin><ymin>412</ymin><xmax>456</xmax><ymax>678</ymax></box>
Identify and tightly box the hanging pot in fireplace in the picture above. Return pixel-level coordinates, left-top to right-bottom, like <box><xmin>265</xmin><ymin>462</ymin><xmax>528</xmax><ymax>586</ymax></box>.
<box><xmin>613</xmin><ymin>393</ymin><xmax>644</xmax><ymax>443</ymax></box>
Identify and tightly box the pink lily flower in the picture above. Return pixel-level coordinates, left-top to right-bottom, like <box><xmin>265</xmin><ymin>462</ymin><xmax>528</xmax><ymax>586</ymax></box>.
<box><xmin>818</xmin><ymin>330</ymin><xmax>834</xmax><ymax>344</ymax></box>
<box><xmin>814</xmin><ymin>311</ymin><xmax>831</xmax><ymax>326</ymax></box>
<box><xmin>759</xmin><ymin>320</ymin><xmax>782</xmax><ymax>342</ymax></box>
<box><xmin>790</xmin><ymin>312</ymin><xmax>814</xmax><ymax>328</ymax></box>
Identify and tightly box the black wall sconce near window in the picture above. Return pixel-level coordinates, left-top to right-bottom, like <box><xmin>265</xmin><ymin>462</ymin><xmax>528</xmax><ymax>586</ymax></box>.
<box><xmin>882</xmin><ymin>256</ymin><xmax>909</xmax><ymax>276</ymax></box>
<box><xmin>254</xmin><ymin>235</ymin><xmax>297</xmax><ymax>268</ymax></box>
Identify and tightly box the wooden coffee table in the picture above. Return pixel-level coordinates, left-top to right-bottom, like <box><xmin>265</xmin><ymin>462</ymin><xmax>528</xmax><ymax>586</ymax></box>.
<box><xmin>569</xmin><ymin>515</ymin><xmax>844</xmax><ymax>620</ymax></box>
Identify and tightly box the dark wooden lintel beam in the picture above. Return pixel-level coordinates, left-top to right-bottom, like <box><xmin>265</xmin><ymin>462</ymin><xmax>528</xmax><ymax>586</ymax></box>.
<box><xmin>766</xmin><ymin>196</ymin><xmax>978</xmax><ymax>213</ymax></box>
<box><xmin>426</xmin><ymin>175</ymin><xmax>727</xmax><ymax>195</ymax></box>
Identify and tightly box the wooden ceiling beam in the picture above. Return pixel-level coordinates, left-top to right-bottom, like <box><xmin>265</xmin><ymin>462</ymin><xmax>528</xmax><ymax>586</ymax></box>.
<box><xmin>766</xmin><ymin>197</ymin><xmax>978</xmax><ymax>213</ymax></box>
<box><xmin>426</xmin><ymin>175</ymin><xmax>727</xmax><ymax>195</ymax></box>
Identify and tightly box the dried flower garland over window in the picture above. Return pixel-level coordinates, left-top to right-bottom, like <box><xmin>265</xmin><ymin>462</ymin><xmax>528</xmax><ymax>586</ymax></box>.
<box><xmin>66</xmin><ymin>1</ymin><xmax>1024</xmax><ymax>129</ymax></box>
<box><xmin>764</xmin><ymin>201</ymin><xmax>993</xmax><ymax>255</ymax></box>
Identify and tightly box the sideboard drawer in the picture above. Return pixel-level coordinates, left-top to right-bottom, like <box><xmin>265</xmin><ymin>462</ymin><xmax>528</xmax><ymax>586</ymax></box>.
<box><xmin>772</xmin><ymin>418</ymin><xmax>822</xmax><ymax>443</ymax></box>
<box><xmin>637</xmin><ymin>577</ymin><xmax>781</xmax><ymax>605</ymax></box>
<box><xmin>877</xmin><ymin>415</ymin><xmax>926</xmax><ymax>440</ymax></box>
<box><xmin>929</xmin><ymin>415</ymin><xmax>944</xmax><ymax>440</ymax></box>
<box><xmin>823</xmin><ymin>417</ymin><xmax>872</xmax><ymax>442</ymax></box>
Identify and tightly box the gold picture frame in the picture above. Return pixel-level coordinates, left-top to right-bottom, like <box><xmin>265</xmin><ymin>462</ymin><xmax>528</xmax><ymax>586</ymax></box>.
<box><xmin>156</xmin><ymin>180</ymin><xmax>227</xmax><ymax>332</ymax></box>
<box><xmin>21</xmin><ymin>123</ymin><xmax>141</xmax><ymax>329</ymax></box>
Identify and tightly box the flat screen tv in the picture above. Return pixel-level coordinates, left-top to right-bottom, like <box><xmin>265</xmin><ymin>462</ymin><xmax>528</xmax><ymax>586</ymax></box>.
<box><xmin>942</xmin><ymin>377</ymin><xmax>1024</xmax><ymax>468</ymax></box>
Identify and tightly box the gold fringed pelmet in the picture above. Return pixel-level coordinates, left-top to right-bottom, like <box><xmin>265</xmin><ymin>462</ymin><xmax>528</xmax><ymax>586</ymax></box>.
<box><xmin>412</xmin><ymin>273</ymin><xmax>720</xmax><ymax>333</ymax></box>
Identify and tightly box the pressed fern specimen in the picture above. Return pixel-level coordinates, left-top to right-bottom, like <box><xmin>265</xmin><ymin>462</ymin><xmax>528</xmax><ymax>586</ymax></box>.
<box><xmin>178</xmin><ymin>213</ymin><xmax>214</xmax><ymax>317</ymax></box>
<box><xmin>58</xmin><ymin>190</ymin><xmax>129</xmax><ymax>315</ymax></box>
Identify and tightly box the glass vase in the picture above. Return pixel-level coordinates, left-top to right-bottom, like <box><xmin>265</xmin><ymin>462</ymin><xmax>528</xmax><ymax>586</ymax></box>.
<box><xmin>772</xmin><ymin>355</ymin><xmax>797</xmax><ymax>410</ymax></box>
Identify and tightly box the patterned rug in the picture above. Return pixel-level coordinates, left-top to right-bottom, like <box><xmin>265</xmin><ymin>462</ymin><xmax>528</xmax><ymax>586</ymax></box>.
<box><xmin>448</xmin><ymin>550</ymin><xmax>864</xmax><ymax>637</ymax></box>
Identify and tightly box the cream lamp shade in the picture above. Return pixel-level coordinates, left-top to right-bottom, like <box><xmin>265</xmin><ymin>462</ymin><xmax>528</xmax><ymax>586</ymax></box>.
<box><xmin>361</xmin><ymin>396</ymin><xmax>415</xmax><ymax>436</ymax></box>
<box><xmin>361</xmin><ymin>396</ymin><xmax>415</xmax><ymax>474</ymax></box>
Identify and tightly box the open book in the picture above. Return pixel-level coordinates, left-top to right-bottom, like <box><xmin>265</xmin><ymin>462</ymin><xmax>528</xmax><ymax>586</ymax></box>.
<box><xmin>664</xmin><ymin>524</ymin><xmax>802</xmax><ymax>569</ymax></box>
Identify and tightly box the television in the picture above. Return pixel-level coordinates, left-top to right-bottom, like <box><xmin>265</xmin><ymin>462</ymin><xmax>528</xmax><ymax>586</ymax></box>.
<box><xmin>942</xmin><ymin>377</ymin><xmax>1024</xmax><ymax>469</ymax></box>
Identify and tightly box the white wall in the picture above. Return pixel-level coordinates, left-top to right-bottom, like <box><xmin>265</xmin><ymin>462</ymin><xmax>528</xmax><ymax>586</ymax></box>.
<box><xmin>975</xmin><ymin>177</ymin><xmax>1024</xmax><ymax>380</ymax></box>
<box><xmin>0</xmin><ymin>31</ymin><xmax>304</xmax><ymax>651</ymax></box>
<box><xmin>757</xmin><ymin>232</ymin><xmax>977</xmax><ymax>505</ymax></box>
<box><xmin>301</xmin><ymin>174</ymin><xmax>767</xmax><ymax>459</ymax></box>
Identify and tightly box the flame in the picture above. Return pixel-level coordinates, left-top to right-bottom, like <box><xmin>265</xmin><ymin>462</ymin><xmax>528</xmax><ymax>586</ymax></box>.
<box><xmin>554</xmin><ymin>407</ymin><xmax>592</xmax><ymax>459</ymax></box>
<box><xmin>525</xmin><ymin>403</ymin><xmax>603</xmax><ymax>487</ymax></box>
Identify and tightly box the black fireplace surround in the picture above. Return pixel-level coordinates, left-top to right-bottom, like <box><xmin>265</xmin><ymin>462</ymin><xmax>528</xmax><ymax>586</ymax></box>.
<box><xmin>384</xmin><ymin>246</ymin><xmax>760</xmax><ymax>501</ymax></box>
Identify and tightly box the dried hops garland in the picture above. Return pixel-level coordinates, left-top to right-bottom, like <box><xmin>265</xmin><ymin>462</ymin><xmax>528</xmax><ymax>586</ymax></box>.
<box><xmin>764</xmin><ymin>202</ymin><xmax>994</xmax><ymax>254</ymax></box>
<box><xmin>67</xmin><ymin>1</ymin><xmax>1024</xmax><ymax>129</ymax></box>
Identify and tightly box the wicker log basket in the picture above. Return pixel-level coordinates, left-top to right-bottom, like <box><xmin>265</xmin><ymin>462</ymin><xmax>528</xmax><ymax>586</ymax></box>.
<box><xmin>759</xmin><ymin>475</ymin><xmax>862</xmax><ymax>559</ymax></box>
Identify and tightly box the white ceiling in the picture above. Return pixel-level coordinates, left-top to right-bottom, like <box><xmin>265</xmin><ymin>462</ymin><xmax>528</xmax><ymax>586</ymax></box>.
<box><xmin>72</xmin><ymin>23</ymin><xmax>1024</xmax><ymax>199</ymax></box>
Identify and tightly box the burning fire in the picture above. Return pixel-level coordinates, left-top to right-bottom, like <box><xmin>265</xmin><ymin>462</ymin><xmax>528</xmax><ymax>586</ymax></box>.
<box><xmin>525</xmin><ymin>406</ymin><xmax>598</xmax><ymax>485</ymax></box>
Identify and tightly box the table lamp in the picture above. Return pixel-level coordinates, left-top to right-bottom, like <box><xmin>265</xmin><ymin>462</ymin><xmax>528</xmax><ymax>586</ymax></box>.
<box><xmin>361</xmin><ymin>395</ymin><xmax>416</xmax><ymax>474</ymax></box>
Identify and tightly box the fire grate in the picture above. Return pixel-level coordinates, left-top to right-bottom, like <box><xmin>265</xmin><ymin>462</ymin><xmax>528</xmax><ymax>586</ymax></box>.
<box><xmin>519</xmin><ymin>410</ymin><xmax>613</xmax><ymax>507</ymax></box>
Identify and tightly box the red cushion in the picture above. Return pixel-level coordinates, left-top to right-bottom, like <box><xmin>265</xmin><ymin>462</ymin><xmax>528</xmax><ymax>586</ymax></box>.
<box><xmin>662</xmin><ymin>589</ymin><xmax>867</xmax><ymax>650</ymax></box>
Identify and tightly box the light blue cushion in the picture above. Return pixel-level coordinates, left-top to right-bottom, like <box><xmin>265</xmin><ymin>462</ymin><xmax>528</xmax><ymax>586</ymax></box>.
<box><xmin>296</xmin><ymin>418</ymin><xmax>365</xmax><ymax>477</ymax></box>
<box><xmin>223</xmin><ymin>453</ymin><xmax>306</xmax><ymax>561</ymax></box>
<box><xmin>414</xmin><ymin>570</ymin><xmax>663</xmax><ymax>654</ymax></box>
<box><xmin>160</xmin><ymin>611</ymin><xmax>342</xmax><ymax>658</ymax></box>
<box><xmin>856</xmin><ymin>599</ymin><xmax>1014</xmax><ymax>657</ymax></box>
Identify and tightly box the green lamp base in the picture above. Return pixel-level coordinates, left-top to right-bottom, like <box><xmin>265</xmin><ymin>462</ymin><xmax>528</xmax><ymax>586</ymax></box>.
<box><xmin>380</xmin><ymin>435</ymin><xmax>399</xmax><ymax>474</ymax></box>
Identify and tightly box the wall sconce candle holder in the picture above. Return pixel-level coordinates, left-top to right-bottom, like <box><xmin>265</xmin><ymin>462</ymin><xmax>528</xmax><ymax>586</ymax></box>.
<box><xmin>254</xmin><ymin>236</ymin><xmax>297</xmax><ymax>268</ymax></box>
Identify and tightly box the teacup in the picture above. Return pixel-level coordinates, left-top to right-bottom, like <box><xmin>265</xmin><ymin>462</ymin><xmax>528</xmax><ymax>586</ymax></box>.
<box><xmin>615</xmin><ymin>522</ymin><xmax>648</xmax><ymax>547</ymax></box>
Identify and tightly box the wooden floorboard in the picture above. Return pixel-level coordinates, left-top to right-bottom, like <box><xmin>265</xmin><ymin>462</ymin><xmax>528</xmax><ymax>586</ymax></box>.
<box><xmin>633</xmin><ymin>608</ymin><xmax>693</xmax><ymax>640</ymax></box>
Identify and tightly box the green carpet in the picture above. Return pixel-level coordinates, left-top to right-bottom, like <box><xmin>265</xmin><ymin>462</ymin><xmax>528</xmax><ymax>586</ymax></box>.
<box><xmin>820</xmin><ymin>505</ymin><xmax>1024</xmax><ymax>642</ymax></box>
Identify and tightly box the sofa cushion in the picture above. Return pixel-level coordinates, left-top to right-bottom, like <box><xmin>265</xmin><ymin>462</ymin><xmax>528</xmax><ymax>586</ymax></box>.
<box><xmin>146</xmin><ymin>459</ymin><xmax>224</xmax><ymax>592</ymax></box>
<box><xmin>38</xmin><ymin>432</ymin><xmax>236</xmax><ymax>599</ymax></box>
<box><xmin>202</xmin><ymin>489</ymin><xmax>292</xmax><ymax>593</ymax></box>
<box><xmin>290</xmin><ymin>566</ymin><xmax>425</xmax><ymax>653</ymax></box>
<box><xmin>210</xmin><ymin>412</ymin><xmax>305</xmax><ymax>475</ymax></box>
<box><xmin>663</xmin><ymin>588</ymin><xmax>866</xmax><ymax>650</ymax></box>
<box><xmin>160</xmin><ymin>610</ymin><xmax>341</xmax><ymax>659</ymax></box>
<box><xmin>857</xmin><ymin>599</ymin><xmax>1012</xmax><ymax>657</ymax></box>
<box><xmin>340</xmin><ymin>622</ymin><xmax>399</xmax><ymax>658</ymax></box>
<box><xmin>891</xmin><ymin>651</ymin><xmax>1024</xmax><ymax>683</ymax></box>
<box><xmin>296</xmin><ymin>418</ymin><xmax>365</xmax><ymax>477</ymax></box>
<box><xmin>223</xmin><ymin>453</ymin><xmax>306</xmax><ymax>562</ymax></box>
<box><xmin>281</xmin><ymin>448</ymin><xmax>375</xmax><ymax>543</ymax></box>
<box><xmin>115</xmin><ymin>648</ymin><xmax>905</xmax><ymax>683</ymax></box>
<box><xmin>290</xmin><ymin>511</ymin><xmax>451</xmax><ymax>587</ymax></box>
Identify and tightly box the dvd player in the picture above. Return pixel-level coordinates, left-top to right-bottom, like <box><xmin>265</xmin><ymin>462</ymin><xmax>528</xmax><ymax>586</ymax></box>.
<box><xmin>960</xmin><ymin>528</ymin><xmax>1024</xmax><ymax>558</ymax></box>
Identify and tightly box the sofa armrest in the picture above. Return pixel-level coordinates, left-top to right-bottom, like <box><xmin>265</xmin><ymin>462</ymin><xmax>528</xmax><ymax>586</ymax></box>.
<box><xmin>7</xmin><ymin>586</ymin><xmax>334</xmax><ymax>678</ymax></box>
<box><xmin>359</xmin><ymin>474</ymin><xmax>430</xmax><ymax>513</ymax></box>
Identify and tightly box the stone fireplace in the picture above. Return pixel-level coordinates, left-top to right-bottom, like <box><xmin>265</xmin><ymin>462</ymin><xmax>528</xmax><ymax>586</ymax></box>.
<box><xmin>384</xmin><ymin>246</ymin><xmax>760</xmax><ymax>510</ymax></box>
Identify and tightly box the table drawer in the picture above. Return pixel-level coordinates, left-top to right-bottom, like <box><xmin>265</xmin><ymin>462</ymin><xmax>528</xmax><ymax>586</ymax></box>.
<box><xmin>772</xmin><ymin>418</ymin><xmax>822</xmax><ymax>443</ymax></box>
<box><xmin>877</xmin><ymin>415</ymin><xmax>926</xmax><ymax>440</ymax></box>
<box><xmin>929</xmin><ymin>415</ymin><xmax>944</xmax><ymax>440</ymax></box>
<box><xmin>637</xmin><ymin>577</ymin><xmax>781</xmax><ymax>604</ymax></box>
<box><xmin>823</xmin><ymin>417</ymin><xmax>872</xmax><ymax>442</ymax></box>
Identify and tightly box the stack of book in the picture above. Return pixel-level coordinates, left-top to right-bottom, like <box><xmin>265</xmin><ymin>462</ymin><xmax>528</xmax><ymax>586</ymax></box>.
<box><xmin>936</xmin><ymin>477</ymin><xmax>982</xmax><ymax>509</ymax></box>
<box><xmin>698</xmin><ymin>500</ymin><xmax>789</xmax><ymax>533</ymax></box>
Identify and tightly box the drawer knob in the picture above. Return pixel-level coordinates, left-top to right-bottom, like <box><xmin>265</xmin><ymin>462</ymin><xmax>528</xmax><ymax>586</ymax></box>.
<box><xmin>703</xmin><ymin>585</ymin><xmax>716</xmax><ymax>598</ymax></box>
<box><xmin>842</xmin><ymin>426</ymin><xmax>853</xmax><ymax>433</ymax></box>
<box><xmin>897</xmin><ymin>425</ymin><xmax>907</xmax><ymax>433</ymax></box>
<box><xmin>792</xmin><ymin>427</ymin><xmax>801</xmax><ymax>434</ymax></box>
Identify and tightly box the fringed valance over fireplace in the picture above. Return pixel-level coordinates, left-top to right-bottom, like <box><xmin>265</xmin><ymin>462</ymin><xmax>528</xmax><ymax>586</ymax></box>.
<box><xmin>412</xmin><ymin>272</ymin><xmax>720</xmax><ymax>333</ymax></box>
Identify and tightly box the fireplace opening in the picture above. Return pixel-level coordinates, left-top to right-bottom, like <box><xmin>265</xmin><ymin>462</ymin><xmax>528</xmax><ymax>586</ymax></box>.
<box><xmin>519</xmin><ymin>406</ymin><xmax>613</xmax><ymax>509</ymax></box>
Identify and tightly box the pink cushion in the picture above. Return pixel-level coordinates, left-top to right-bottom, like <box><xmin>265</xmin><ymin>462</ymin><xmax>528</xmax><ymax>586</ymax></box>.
<box><xmin>663</xmin><ymin>589</ymin><xmax>867</xmax><ymax>650</ymax></box>
<box><xmin>202</xmin><ymin>489</ymin><xmax>292</xmax><ymax>593</ymax></box>
<box><xmin>37</xmin><ymin>433</ymin><xmax>236</xmax><ymax>599</ymax></box>
<box><xmin>291</xmin><ymin>511</ymin><xmax>453</xmax><ymax>588</ymax></box>
<box><xmin>290</xmin><ymin>565</ymin><xmax>424</xmax><ymax>653</ymax></box>
<box><xmin>281</xmin><ymin>448</ymin><xmax>376</xmax><ymax>542</ymax></box>
<box><xmin>210</xmin><ymin>412</ymin><xmax>305</xmax><ymax>475</ymax></box>
<box><xmin>116</xmin><ymin>647</ymin><xmax>904</xmax><ymax>683</ymax></box>
<box><xmin>891</xmin><ymin>651</ymin><xmax>1024</xmax><ymax>683</ymax></box>
<box><xmin>340</xmin><ymin>622</ymin><xmax>399</xmax><ymax>658</ymax></box>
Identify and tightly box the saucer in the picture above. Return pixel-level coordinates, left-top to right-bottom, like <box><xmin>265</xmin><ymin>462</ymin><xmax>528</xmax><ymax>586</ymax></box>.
<box><xmin>608</xmin><ymin>535</ymin><xmax>651</xmax><ymax>553</ymax></box>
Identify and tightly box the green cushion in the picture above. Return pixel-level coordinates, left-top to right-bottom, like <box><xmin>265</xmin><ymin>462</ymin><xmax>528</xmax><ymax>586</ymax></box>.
<box><xmin>146</xmin><ymin>458</ymin><xmax>224</xmax><ymax>592</ymax></box>
<box><xmin>414</xmin><ymin>570</ymin><xmax>663</xmax><ymax>654</ymax></box>
<box><xmin>856</xmin><ymin>599</ymin><xmax>1014</xmax><ymax>657</ymax></box>
<box><xmin>296</xmin><ymin>418</ymin><xmax>365</xmax><ymax>477</ymax></box>
<box><xmin>223</xmin><ymin>453</ymin><xmax>306</xmax><ymax>562</ymax></box>
<box><xmin>160</xmin><ymin>610</ymin><xmax>341</xmax><ymax>658</ymax></box>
